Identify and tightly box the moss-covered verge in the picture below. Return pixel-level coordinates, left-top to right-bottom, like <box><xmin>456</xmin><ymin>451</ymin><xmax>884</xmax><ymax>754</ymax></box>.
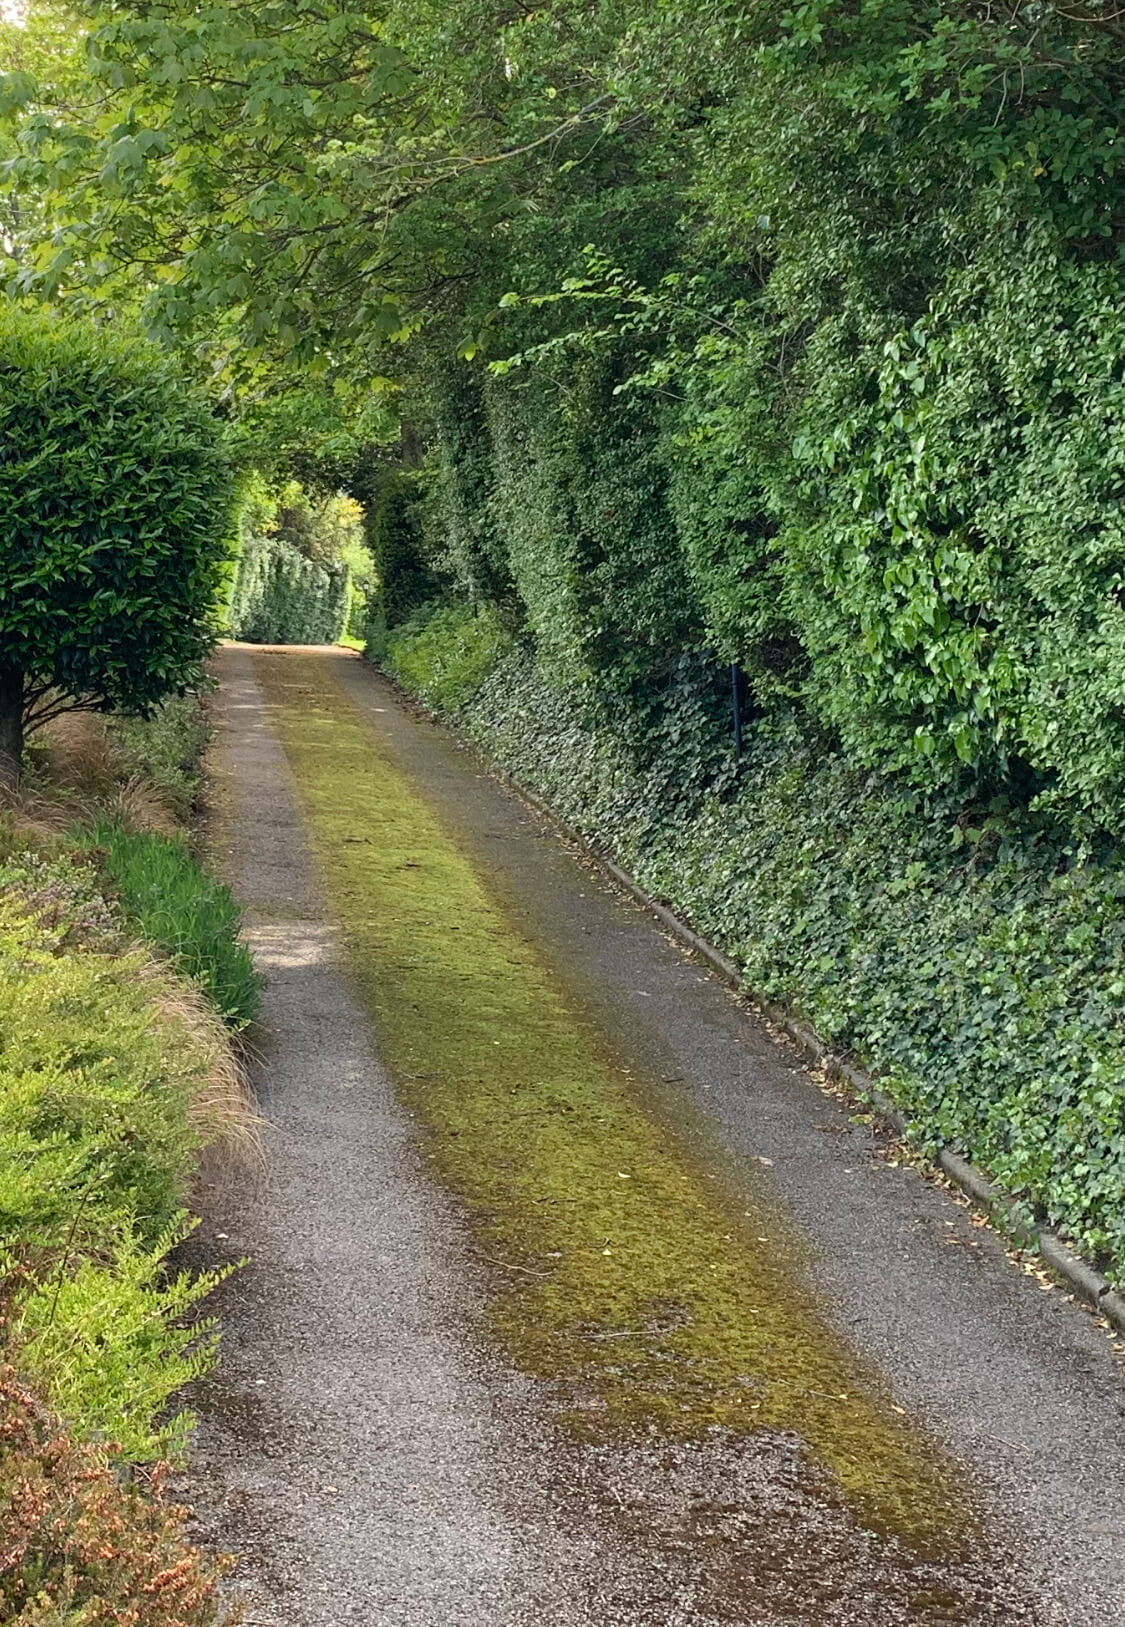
<box><xmin>0</xmin><ymin>701</ymin><xmax>249</xmax><ymax>1626</ymax></box>
<box><xmin>256</xmin><ymin>649</ymin><xmax>981</xmax><ymax>1558</ymax></box>
<box><xmin>376</xmin><ymin>607</ymin><xmax>1125</xmax><ymax>1292</ymax></box>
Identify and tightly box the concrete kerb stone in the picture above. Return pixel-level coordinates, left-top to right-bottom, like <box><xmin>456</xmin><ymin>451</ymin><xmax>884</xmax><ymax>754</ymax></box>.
<box><xmin>492</xmin><ymin>772</ymin><xmax>1125</xmax><ymax>1342</ymax></box>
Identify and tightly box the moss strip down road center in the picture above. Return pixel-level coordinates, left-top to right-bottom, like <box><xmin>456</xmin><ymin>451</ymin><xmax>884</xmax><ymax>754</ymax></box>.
<box><xmin>255</xmin><ymin>650</ymin><xmax>972</xmax><ymax>1555</ymax></box>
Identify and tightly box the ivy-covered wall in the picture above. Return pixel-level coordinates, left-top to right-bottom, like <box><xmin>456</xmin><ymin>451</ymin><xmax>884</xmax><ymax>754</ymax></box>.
<box><xmin>378</xmin><ymin>610</ymin><xmax>1125</xmax><ymax>1290</ymax></box>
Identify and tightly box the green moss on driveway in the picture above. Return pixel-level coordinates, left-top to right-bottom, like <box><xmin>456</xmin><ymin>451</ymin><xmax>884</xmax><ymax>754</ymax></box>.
<box><xmin>255</xmin><ymin>650</ymin><xmax>973</xmax><ymax>1555</ymax></box>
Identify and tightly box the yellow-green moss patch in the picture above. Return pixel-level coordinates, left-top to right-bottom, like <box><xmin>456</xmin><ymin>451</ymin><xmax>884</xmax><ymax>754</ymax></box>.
<box><xmin>256</xmin><ymin>651</ymin><xmax>973</xmax><ymax>1553</ymax></box>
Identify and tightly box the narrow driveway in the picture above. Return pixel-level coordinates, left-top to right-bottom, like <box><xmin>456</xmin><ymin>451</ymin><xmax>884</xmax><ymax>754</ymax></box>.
<box><xmin>187</xmin><ymin>643</ymin><xmax>1125</xmax><ymax>1626</ymax></box>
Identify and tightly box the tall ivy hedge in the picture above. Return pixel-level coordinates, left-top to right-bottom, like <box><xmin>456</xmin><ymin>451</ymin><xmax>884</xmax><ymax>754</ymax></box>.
<box><xmin>371</xmin><ymin>0</ymin><xmax>1125</xmax><ymax>830</ymax></box>
<box><xmin>228</xmin><ymin>531</ymin><xmax>349</xmax><ymax>645</ymax></box>
<box><xmin>358</xmin><ymin>464</ymin><xmax>438</xmax><ymax>631</ymax></box>
<box><xmin>379</xmin><ymin>614</ymin><xmax>1125</xmax><ymax>1288</ymax></box>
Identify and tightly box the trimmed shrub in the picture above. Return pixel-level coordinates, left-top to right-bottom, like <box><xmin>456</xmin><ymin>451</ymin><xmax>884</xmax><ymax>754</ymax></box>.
<box><xmin>0</xmin><ymin>303</ymin><xmax>234</xmax><ymax>782</ymax></box>
<box><xmin>360</xmin><ymin>464</ymin><xmax>439</xmax><ymax>629</ymax></box>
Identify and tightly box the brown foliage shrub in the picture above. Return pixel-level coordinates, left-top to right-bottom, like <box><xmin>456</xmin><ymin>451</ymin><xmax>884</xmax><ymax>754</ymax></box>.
<box><xmin>0</xmin><ymin>1365</ymin><xmax>230</xmax><ymax>1626</ymax></box>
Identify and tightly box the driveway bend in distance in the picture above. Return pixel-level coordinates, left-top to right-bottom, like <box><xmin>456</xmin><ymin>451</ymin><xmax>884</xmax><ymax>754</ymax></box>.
<box><xmin>185</xmin><ymin>643</ymin><xmax>1125</xmax><ymax>1627</ymax></box>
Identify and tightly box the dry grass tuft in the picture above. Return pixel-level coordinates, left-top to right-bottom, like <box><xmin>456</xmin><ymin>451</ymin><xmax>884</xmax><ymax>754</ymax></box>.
<box><xmin>4</xmin><ymin>713</ymin><xmax>180</xmax><ymax>845</ymax></box>
<box><xmin>148</xmin><ymin>967</ymin><xmax>264</xmax><ymax>1183</ymax></box>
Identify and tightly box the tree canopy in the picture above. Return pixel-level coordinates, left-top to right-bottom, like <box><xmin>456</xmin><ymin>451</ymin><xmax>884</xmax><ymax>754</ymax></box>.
<box><xmin>3</xmin><ymin>0</ymin><xmax>1124</xmax><ymax>818</ymax></box>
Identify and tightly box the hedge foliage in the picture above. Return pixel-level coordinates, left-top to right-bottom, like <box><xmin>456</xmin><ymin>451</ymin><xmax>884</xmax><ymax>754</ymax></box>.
<box><xmin>337</xmin><ymin>0</ymin><xmax>1122</xmax><ymax>820</ymax></box>
<box><xmin>354</xmin><ymin>0</ymin><xmax>1125</xmax><ymax>1287</ymax></box>
<box><xmin>228</xmin><ymin>529</ymin><xmax>349</xmax><ymax>645</ymax></box>
<box><xmin>380</xmin><ymin>611</ymin><xmax>1125</xmax><ymax>1287</ymax></box>
<box><xmin>357</xmin><ymin>464</ymin><xmax>438</xmax><ymax>631</ymax></box>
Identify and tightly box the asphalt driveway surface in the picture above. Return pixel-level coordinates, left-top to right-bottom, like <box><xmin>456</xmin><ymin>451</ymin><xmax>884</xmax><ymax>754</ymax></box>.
<box><xmin>182</xmin><ymin>645</ymin><xmax>1125</xmax><ymax>1627</ymax></box>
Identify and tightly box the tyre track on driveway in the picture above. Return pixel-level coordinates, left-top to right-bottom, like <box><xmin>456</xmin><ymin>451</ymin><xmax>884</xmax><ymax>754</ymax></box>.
<box><xmin>185</xmin><ymin>645</ymin><xmax>566</xmax><ymax>1627</ymax></box>
<box><xmin>184</xmin><ymin>644</ymin><xmax>1125</xmax><ymax>1626</ymax></box>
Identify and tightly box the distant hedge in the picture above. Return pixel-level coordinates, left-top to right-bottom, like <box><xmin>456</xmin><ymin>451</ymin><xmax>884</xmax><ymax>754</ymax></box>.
<box><xmin>228</xmin><ymin>531</ymin><xmax>349</xmax><ymax>645</ymax></box>
<box><xmin>359</xmin><ymin>465</ymin><xmax>438</xmax><ymax>631</ymax></box>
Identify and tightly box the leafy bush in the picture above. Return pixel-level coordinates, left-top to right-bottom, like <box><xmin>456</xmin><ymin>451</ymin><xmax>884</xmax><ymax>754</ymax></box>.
<box><xmin>0</xmin><ymin>1365</ymin><xmax>226</xmax><ymax>1626</ymax></box>
<box><xmin>16</xmin><ymin>1228</ymin><xmax>224</xmax><ymax>1463</ymax></box>
<box><xmin>377</xmin><ymin>599</ymin><xmax>513</xmax><ymax>715</ymax></box>
<box><xmin>359</xmin><ymin>463</ymin><xmax>440</xmax><ymax>629</ymax></box>
<box><xmin>485</xmin><ymin>357</ymin><xmax>699</xmax><ymax>707</ymax></box>
<box><xmin>0</xmin><ymin>854</ymin><xmax>229</xmax><ymax>1456</ymax></box>
<box><xmin>0</xmin><ymin>302</ymin><xmax>234</xmax><ymax>782</ymax></box>
<box><xmin>86</xmin><ymin>821</ymin><xmax>260</xmax><ymax>1029</ymax></box>
<box><xmin>229</xmin><ymin>529</ymin><xmax>349</xmax><ymax>645</ymax></box>
<box><xmin>107</xmin><ymin>694</ymin><xmax>213</xmax><ymax>823</ymax></box>
<box><xmin>379</xmin><ymin>631</ymin><xmax>1125</xmax><ymax>1287</ymax></box>
<box><xmin>274</xmin><ymin>480</ymin><xmax>365</xmax><ymax>566</ymax></box>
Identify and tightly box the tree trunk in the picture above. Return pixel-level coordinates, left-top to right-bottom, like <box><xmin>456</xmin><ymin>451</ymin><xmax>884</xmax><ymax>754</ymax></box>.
<box><xmin>0</xmin><ymin>666</ymin><xmax>24</xmax><ymax>791</ymax></box>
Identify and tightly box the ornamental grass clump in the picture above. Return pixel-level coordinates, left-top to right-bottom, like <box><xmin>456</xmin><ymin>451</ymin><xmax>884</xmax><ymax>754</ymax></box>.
<box><xmin>85</xmin><ymin>820</ymin><xmax>261</xmax><ymax>1030</ymax></box>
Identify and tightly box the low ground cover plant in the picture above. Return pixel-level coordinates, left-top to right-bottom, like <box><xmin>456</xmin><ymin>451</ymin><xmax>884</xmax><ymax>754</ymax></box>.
<box><xmin>378</xmin><ymin>610</ymin><xmax>1125</xmax><ymax>1288</ymax></box>
<box><xmin>0</xmin><ymin>1364</ymin><xmax>226</xmax><ymax>1627</ymax></box>
<box><xmin>0</xmin><ymin>851</ymin><xmax>229</xmax><ymax>1457</ymax></box>
<box><xmin>109</xmin><ymin>695</ymin><xmax>215</xmax><ymax>824</ymax></box>
<box><xmin>369</xmin><ymin>600</ymin><xmax>512</xmax><ymax>715</ymax></box>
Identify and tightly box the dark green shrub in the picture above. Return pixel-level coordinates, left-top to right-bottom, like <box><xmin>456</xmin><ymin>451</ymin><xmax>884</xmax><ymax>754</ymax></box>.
<box><xmin>0</xmin><ymin>303</ymin><xmax>234</xmax><ymax>784</ymax></box>
<box><xmin>424</xmin><ymin>357</ymin><xmax>514</xmax><ymax>607</ymax></box>
<box><xmin>361</xmin><ymin>464</ymin><xmax>440</xmax><ymax>628</ymax></box>
<box><xmin>228</xmin><ymin>530</ymin><xmax>349</xmax><ymax>645</ymax></box>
